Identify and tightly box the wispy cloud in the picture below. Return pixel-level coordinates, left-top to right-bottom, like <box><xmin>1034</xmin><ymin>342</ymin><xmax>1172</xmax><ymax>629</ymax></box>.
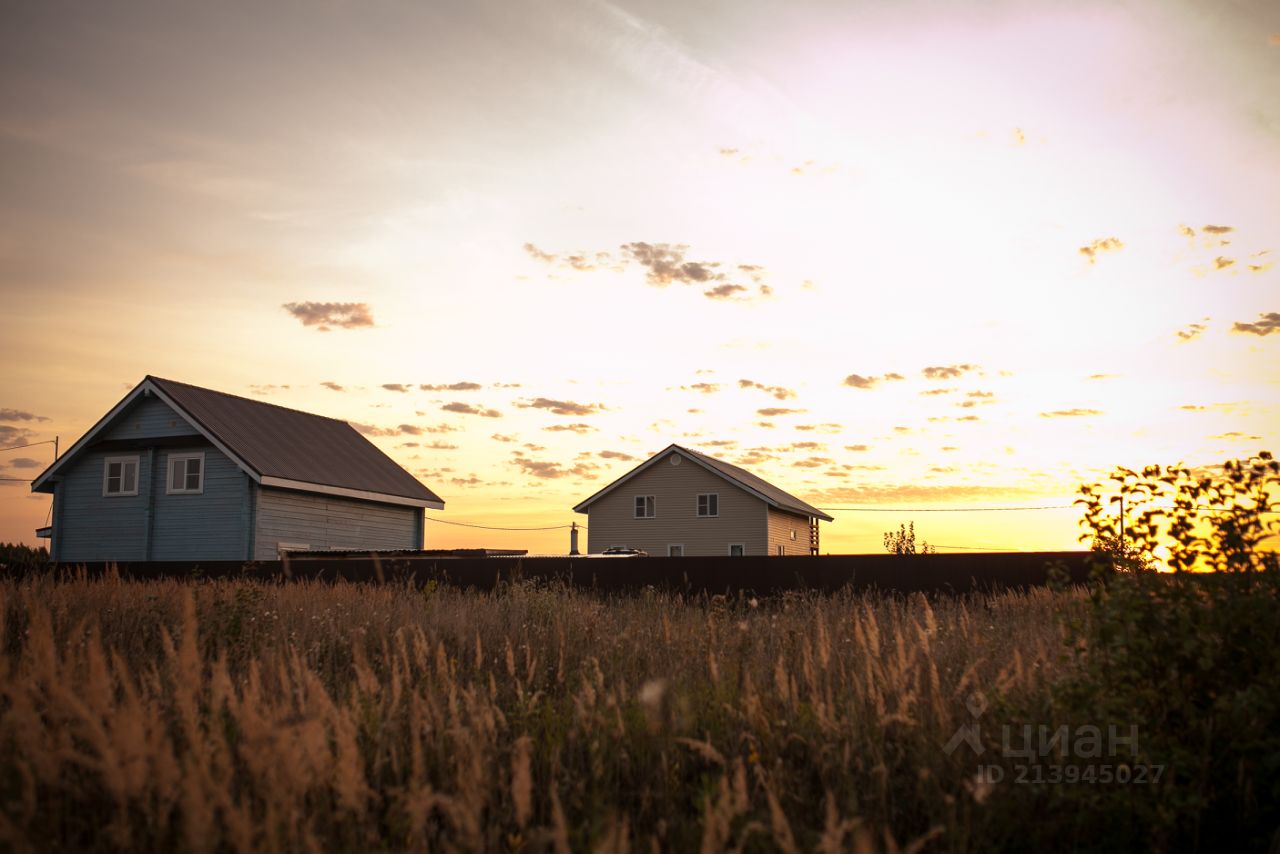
<box><xmin>1202</xmin><ymin>224</ymin><xmax>1234</xmax><ymax>235</ymax></box>
<box><xmin>1040</xmin><ymin>408</ymin><xmax>1104</xmax><ymax>418</ymax></box>
<box><xmin>0</xmin><ymin>426</ymin><xmax>35</xmax><ymax>445</ymax></box>
<box><xmin>491</xmin><ymin>433</ymin><xmax>518</xmax><ymax>443</ymax></box>
<box><xmin>442</xmin><ymin>402</ymin><xmax>503</xmax><ymax>417</ymax></box>
<box><xmin>922</xmin><ymin>364</ymin><xmax>979</xmax><ymax>380</ymax></box>
<box><xmin>795</xmin><ymin>423</ymin><xmax>842</xmax><ymax>433</ymax></box>
<box><xmin>511</xmin><ymin>455</ymin><xmax>599</xmax><ymax>480</ymax></box>
<box><xmin>1078</xmin><ymin>237</ymin><xmax>1123</xmax><ymax>264</ymax></box>
<box><xmin>1231</xmin><ymin>312</ymin><xmax>1280</xmax><ymax>336</ymax></box>
<box><xmin>543</xmin><ymin>423</ymin><xmax>596</xmax><ymax>433</ymax></box>
<box><xmin>704</xmin><ymin>283</ymin><xmax>749</xmax><ymax>300</ymax></box>
<box><xmin>517</xmin><ymin>397</ymin><xmax>604</xmax><ymax>416</ymax></box>
<box><xmin>320</xmin><ymin>381</ymin><xmax>345</xmax><ymax>392</ymax></box>
<box><xmin>843</xmin><ymin>373</ymin><xmax>903</xmax><ymax>389</ymax></box>
<box><xmin>738</xmin><ymin>379</ymin><xmax>796</xmax><ymax>400</ymax></box>
<box><xmin>599</xmin><ymin>450</ymin><xmax>636</xmax><ymax>461</ymax></box>
<box><xmin>0</xmin><ymin>409</ymin><xmax>49</xmax><ymax>423</ymax></box>
<box><xmin>680</xmin><ymin>382</ymin><xmax>720</xmax><ymax>394</ymax></box>
<box><xmin>282</xmin><ymin>301</ymin><xmax>374</xmax><ymax>331</ymax></box>
<box><xmin>757</xmin><ymin>407</ymin><xmax>805</xmax><ymax>417</ymax></box>
<box><xmin>381</xmin><ymin>383</ymin><xmax>410</xmax><ymax>393</ymax></box>
<box><xmin>1177</xmin><ymin>321</ymin><xmax>1208</xmax><ymax>342</ymax></box>
<box><xmin>420</xmin><ymin>382</ymin><xmax>482</xmax><ymax>391</ymax></box>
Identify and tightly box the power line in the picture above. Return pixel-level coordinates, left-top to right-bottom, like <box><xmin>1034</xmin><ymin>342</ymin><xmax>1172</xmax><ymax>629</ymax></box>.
<box><xmin>0</xmin><ymin>440</ymin><xmax>56</xmax><ymax>453</ymax></box>
<box><xmin>424</xmin><ymin>517</ymin><xmax>583</xmax><ymax>532</ymax></box>
<box><xmin>930</xmin><ymin>544</ymin><xmax>1022</xmax><ymax>552</ymax></box>
<box><xmin>821</xmin><ymin>504</ymin><xmax>1075</xmax><ymax>512</ymax></box>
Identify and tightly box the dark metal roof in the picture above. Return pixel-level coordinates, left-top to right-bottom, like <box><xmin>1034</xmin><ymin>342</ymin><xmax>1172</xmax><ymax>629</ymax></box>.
<box><xmin>573</xmin><ymin>443</ymin><xmax>833</xmax><ymax>522</ymax></box>
<box><xmin>678</xmin><ymin>446</ymin><xmax>833</xmax><ymax>521</ymax></box>
<box><xmin>149</xmin><ymin>376</ymin><xmax>443</xmax><ymax>505</ymax></box>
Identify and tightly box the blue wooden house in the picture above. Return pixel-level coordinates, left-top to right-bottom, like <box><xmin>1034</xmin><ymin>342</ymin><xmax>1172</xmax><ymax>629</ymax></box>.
<box><xmin>31</xmin><ymin>376</ymin><xmax>445</xmax><ymax>562</ymax></box>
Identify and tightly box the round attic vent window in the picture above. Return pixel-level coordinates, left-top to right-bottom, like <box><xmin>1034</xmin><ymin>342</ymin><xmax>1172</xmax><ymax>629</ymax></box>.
<box><xmin>670</xmin><ymin>454</ymin><xmax>681</xmax><ymax>466</ymax></box>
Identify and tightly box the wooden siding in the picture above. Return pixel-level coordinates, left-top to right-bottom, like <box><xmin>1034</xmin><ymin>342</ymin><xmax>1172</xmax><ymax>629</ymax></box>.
<box><xmin>149</xmin><ymin>449</ymin><xmax>250</xmax><ymax>560</ymax></box>
<box><xmin>103</xmin><ymin>395</ymin><xmax>200</xmax><ymax>441</ymax></box>
<box><xmin>52</xmin><ymin>444</ymin><xmax>247</xmax><ymax>561</ymax></box>
<box><xmin>253</xmin><ymin>488</ymin><xmax>419</xmax><ymax>560</ymax></box>
<box><xmin>584</xmin><ymin>452</ymin><xmax>769</xmax><ymax>555</ymax></box>
<box><xmin>767</xmin><ymin>508</ymin><xmax>814</xmax><ymax>556</ymax></box>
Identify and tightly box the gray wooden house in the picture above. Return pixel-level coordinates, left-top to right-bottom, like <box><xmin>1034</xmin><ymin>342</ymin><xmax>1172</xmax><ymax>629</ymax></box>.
<box><xmin>31</xmin><ymin>376</ymin><xmax>445</xmax><ymax>562</ymax></box>
<box><xmin>573</xmin><ymin>444</ymin><xmax>832</xmax><ymax>556</ymax></box>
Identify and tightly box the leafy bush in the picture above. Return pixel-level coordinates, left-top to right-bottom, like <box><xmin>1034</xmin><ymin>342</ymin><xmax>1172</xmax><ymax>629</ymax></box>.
<box><xmin>1047</xmin><ymin>452</ymin><xmax>1280</xmax><ymax>849</ymax></box>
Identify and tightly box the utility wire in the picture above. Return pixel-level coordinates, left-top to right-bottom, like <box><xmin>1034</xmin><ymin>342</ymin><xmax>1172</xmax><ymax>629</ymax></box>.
<box><xmin>821</xmin><ymin>504</ymin><xmax>1075</xmax><ymax>512</ymax></box>
<box><xmin>424</xmin><ymin>517</ymin><xmax>584</xmax><ymax>532</ymax></box>
<box><xmin>0</xmin><ymin>440</ymin><xmax>55</xmax><ymax>453</ymax></box>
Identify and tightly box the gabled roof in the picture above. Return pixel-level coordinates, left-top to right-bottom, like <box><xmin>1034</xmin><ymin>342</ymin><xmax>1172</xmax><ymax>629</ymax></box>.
<box><xmin>31</xmin><ymin>376</ymin><xmax>444</xmax><ymax>509</ymax></box>
<box><xmin>572</xmin><ymin>443</ymin><xmax>833</xmax><ymax>522</ymax></box>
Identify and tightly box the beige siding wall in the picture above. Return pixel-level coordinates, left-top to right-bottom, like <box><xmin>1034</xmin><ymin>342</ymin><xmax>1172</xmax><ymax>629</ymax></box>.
<box><xmin>253</xmin><ymin>487</ymin><xmax>418</xmax><ymax>560</ymax></box>
<box><xmin>584</xmin><ymin>453</ymin><xmax>769</xmax><ymax>555</ymax></box>
<box><xmin>767</xmin><ymin>508</ymin><xmax>813</xmax><ymax>556</ymax></box>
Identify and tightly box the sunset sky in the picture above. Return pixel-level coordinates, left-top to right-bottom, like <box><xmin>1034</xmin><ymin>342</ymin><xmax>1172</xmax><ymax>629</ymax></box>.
<box><xmin>2</xmin><ymin>0</ymin><xmax>1277</xmax><ymax>554</ymax></box>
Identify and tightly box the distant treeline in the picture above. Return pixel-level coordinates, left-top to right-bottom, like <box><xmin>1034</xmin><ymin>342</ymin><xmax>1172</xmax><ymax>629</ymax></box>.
<box><xmin>0</xmin><ymin>542</ymin><xmax>49</xmax><ymax>569</ymax></box>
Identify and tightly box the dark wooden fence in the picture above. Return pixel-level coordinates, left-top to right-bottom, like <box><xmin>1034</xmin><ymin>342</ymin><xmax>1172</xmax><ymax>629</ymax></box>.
<box><xmin>21</xmin><ymin>551</ymin><xmax>1109</xmax><ymax>594</ymax></box>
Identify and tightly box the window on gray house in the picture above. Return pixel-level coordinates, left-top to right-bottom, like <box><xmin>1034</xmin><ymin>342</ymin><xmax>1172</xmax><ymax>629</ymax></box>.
<box><xmin>697</xmin><ymin>493</ymin><xmax>719</xmax><ymax>517</ymax></box>
<box><xmin>634</xmin><ymin>495</ymin><xmax>655</xmax><ymax>518</ymax></box>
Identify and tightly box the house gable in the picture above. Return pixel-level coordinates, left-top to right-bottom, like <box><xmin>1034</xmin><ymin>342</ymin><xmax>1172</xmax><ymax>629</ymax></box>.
<box><xmin>580</xmin><ymin>450</ymin><xmax>769</xmax><ymax>556</ymax></box>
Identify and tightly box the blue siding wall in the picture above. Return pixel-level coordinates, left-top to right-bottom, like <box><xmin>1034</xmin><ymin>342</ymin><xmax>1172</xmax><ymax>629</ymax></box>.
<box><xmin>54</xmin><ymin>445</ymin><xmax>251</xmax><ymax>562</ymax></box>
<box><xmin>103</xmin><ymin>395</ymin><xmax>200</xmax><ymax>441</ymax></box>
<box><xmin>149</xmin><ymin>449</ymin><xmax>251</xmax><ymax>560</ymax></box>
<box><xmin>54</xmin><ymin>449</ymin><xmax>151</xmax><ymax>562</ymax></box>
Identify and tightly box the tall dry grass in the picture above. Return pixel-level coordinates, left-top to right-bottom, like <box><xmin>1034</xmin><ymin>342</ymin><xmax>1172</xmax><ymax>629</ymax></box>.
<box><xmin>0</xmin><ymin>574</ymin><xmax>1082</xmax><ymax>851</ymax></box>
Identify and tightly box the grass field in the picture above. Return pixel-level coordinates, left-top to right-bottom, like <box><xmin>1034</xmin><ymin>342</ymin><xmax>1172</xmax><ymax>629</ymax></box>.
<box><xmin>0</xmin><ymin>572</ymin><xmax>1275</xmax><ymax>852</ymax></box>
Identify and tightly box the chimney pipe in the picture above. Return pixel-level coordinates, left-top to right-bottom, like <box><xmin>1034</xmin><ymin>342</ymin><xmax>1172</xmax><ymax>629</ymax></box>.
<box><xmin>569</xmin><ymin>521</ymin><xmax>580</xmax><ymax>555</ymax></box>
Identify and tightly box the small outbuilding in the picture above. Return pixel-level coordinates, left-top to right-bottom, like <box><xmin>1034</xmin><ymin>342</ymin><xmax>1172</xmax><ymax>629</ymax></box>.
<box><xmin>31</xmin><ymin>376</ymin><xmax>445</xmax><ymax>562</ymax></box>
<box><xmin>572</xmin><ymin>443</ymin><xmax>832</xmax><ymax>556</ymax></box>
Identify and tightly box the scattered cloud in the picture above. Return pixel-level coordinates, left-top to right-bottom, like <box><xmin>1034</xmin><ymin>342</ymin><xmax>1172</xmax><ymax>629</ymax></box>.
<box><xmin>738</xmin><ymin>379</ymin><xmax>796</xmax><ymax>400</ymax></box>
<box><xmin>844</xmin><ymin>444</ymin><xmax>869</xmax><ymax>452</ymax></box>
<box><xmin>1211</xmin><ymin>432</ymin><xmax>1263</xmax><ymax>441</ymax></box>
<box><xmin>543</xmin><ymin>423</ymin><xmax>596</xmax><ymax>434</ymax></box>
<box><xmin>7</xmin><ymin>457</ymin><xmax>41</xmax><ymax>469</ymax></box>
<box><xmin>1177</xmin><ymin>321</ymin><xmax>1208</xmax><ymax>342</ymax></box>
<box><xmin>792</xmin><ymin>456</ymin><xmax>835</xmax><ymax>468</ymax></box>
<box><xmin>0</xmin><ymin>425</ymin><xmax>35</xmax><ymax>444</ymax></box>
<box><xmin>621</xmin><ymin>242</ymin><xmax>720</xmax><ymax>286</ymax></box>
<box><xmin>704</xmin><ymin>284</ymin><xmax>748</xmax><ymax>300</ymax></box>
<box><xmin>491</xmin><ymin>433</ymin><xmax>518</xmax><ymax>442</ymax></box>
<box><xmin>1178</xmin><ymin>224</ymin><xmax>1196</xmax><ymax>239</ymax></box>
<box><xmin>795</xmin><ymin>423</ymin><xmax>842</xmax><ymax>433</ymax></box>
<box><xmin>419</xmin><ymin>382</ymin><xmax>483</xmax><ymax>391</ymax></box>
<box><xmin>1202</xmin><ymin>224</ymin><xmax>1234</xmax><ymax>235</ymax></box>
<box><xmin>282</xmin><ymin>301</ymin><xmax>374</xmax><ymax>331</ymax></box>
<box><xmin>843</xmin><ymin>372</ymin><xmax>903</xmax><ymax>389</ymax></box>
<box><xmin>1078</xmin><ymin>237</ymin><xmax>1124</xmax><ymax>264</ymax></box>
<box><xmin>922</xmin><ymin>364</ymin><xmax>979</xmax><ymax>380</ymax></box>
<box><xmin>718</xmin><ymin>147</ymin><xmax>740</xmax><ymax>156</ymax></box>
<box><xmin>517</xmin><ymin>397</ymin><xmax>604</xmax><ymax>416</ymax></box>
<box><xmin>757</xmin><ymin>407</ymin><xmax>805</xmax><ymax>417</ymax></box>
<box><xmin>1087</xmin><ymin>374</ymin><xmax>1118</xmax><ymax>381</ymax></box>
<box><xmin>511</xmin><ymin>456</ymin><xmax>600</xmax><ymax>480</ymax></box>
<box><xmin>1231</xmin><ymin>312</ymin><xmax>1280</xmax><ymax>336</ymax></box>
<box><xmin>920</xmin><ymin>388</ymin><xmax>955</xmax><ymax>396</ymax></box>
<box><xmin>422</xmin><ymin>423</ymin><xmax>459</xmax><ymax>433</ymax></box>
<box><xmin>1214</xmin><ymin>256</ymin><xmax>1235</xmax><ymax>270</ymax></box>
<box><xmin>1040</xmin><ymin>409</ymin><xmax>1104</xmax><ymax>418</ymax></box>
<box><xmin>523</xmin><ymin>243</ymin><xmax>556</xmax><ymax>263</ymax></box>
<box><xmin>320</xmin><ymin>381</ymin><xmax>345</xmax><ymax>392</ymax></box>
<box><xmin>381</xmin><ymin>383</ymin><xmax>410</xmax><ymax>393</ymax></box>
<box><xmin>449</xmin><ymin>475</ymin><xmax>483</xmax><ymax>487</ymax></box>
<box><xmin>599</xmin><ymin>450</ymin><xmax>636</xmax><ymax>461</ymax></box>
<box><xmin>681</xmin><ymin>382</ymin><xmax>720</xmax><ymax>394</ymax></box>
<box><xmin>0</xmin><ymin>409</ymin><xmax>49</xmax><ymax>423</ymax></box>
<box><xmin>249</xmin><ymin>384</ymin><xmax>290</xmax><ymax>395</ymax></box>
<box><xmin>349</xmin><ymin>422</ymin><xmax>420</xmax><ymax>437</ymax></box>
<box><xmin>442</xmin><ymin>402</ymin><xmax>502</xmax><ymax>417</ymax></box>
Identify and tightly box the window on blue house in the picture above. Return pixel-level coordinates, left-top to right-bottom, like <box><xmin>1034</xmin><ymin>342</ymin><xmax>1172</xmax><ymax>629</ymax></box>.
<box><xmin>167</xmin><ymin>452</ymin><xmax>204</xmax><ymax>495</ymax></box>
<box><xmin>102</xmin><ymin>456</ymin><xmax>139</xmax><ymax>497</ymax></box>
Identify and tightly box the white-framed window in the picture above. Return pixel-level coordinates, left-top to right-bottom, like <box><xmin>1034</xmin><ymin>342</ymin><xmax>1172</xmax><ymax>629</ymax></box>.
<box><xmin>634</xmin><ymin>495</ymin><xmax>655</xmax><ymax>518</ymax></box>
<box><xmin>728</xmin><ymin>544</ymin><xmax>745</xmax><ymax>557</ymax></box>
<box><xmin>777</xmin><ymin>545</ymin><xmax>785</xmax><ymax>556</ymax></box>
<box><xmin>697</xmin><ymin>493</ymin><xmax>719</xmax><ymax>517</ymax></box>
<box><xmin>790</xmin><ymin>529</ymin><xmax>796</xmax><ymax>541</ymax></box>
<box><xmin>166</xmin><ymin>452</ymin><xmax>205</xmax><ymax>495</ymax></box>
<box><xmin>102</xmin><ymin>455</ymin><xmax>140</xmax><ymax>497</ymax></box>
<box><xmin>668</xmin><ymin>544</ymin><xmax>684</xmax><ymax>557</ymax></box>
